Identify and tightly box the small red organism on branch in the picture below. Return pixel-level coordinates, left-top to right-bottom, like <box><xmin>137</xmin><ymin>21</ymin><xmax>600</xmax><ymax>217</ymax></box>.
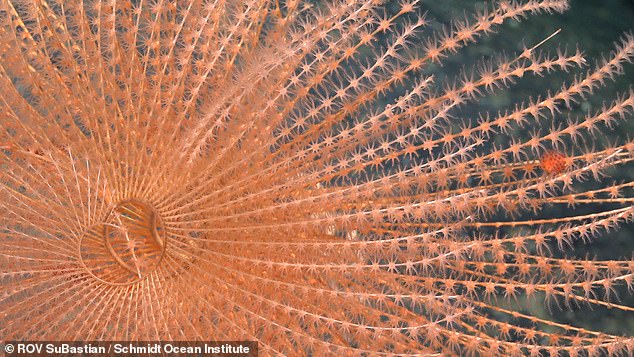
<box><xmin>540</xmin><ymin>150</ymin><xmax>569</xmax><ymax>175</ymax></box>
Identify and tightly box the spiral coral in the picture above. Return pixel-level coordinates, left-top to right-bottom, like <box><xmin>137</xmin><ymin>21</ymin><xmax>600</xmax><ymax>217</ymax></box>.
<box><xmin>1</xmin><ymin>0</ymin><xmax>633</xmax><ymax>355</ymax></box>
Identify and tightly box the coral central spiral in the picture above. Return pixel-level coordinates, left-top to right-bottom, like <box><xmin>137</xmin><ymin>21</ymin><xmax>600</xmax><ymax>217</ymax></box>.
<box><xmin>79</xmin><ymin>200</ymin><xmax>166</xmax><ymax>285</ymax></box>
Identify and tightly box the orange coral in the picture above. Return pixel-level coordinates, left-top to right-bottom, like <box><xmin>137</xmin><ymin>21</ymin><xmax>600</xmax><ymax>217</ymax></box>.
<box><xmin>0</xmin><ymin>0</ymin><xmax>633</xmax><ymax>355</ymax></box>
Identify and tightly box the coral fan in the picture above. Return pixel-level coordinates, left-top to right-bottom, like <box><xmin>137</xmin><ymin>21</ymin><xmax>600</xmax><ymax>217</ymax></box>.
<box><xmin>1</xmin><ymin>0</ymin><xmax>633</xmax><ymax>355</ymax></box>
